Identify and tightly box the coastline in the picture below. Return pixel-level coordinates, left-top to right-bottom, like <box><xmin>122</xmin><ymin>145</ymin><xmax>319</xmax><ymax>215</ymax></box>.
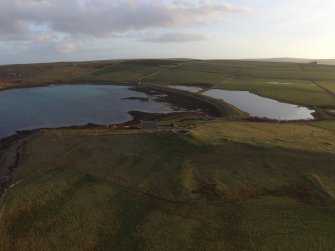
<box><xmin>0</xmin><ymin>107</ymin><xmax>332</xmax><ymax>201</ymax></box>
<box><xmin>0</xmin><ymin>130</ymin><xmax>40</xmax><ymax>198</ymax></box>
<box><xmin>0</xmin><ymin>80</ymin><xmax>124</xmax><ymax>92</ymax></box>
<box><xmin>2</xmin><ymin>80</ymin><xmax>332</xmax><ymax>119</ymax></box>
<box><xmin>0</xmin><ymin>109</ymin><xmax>211</xmax><ymax>199</ymax></box>
<box><xmin>0</xmin><ymin>80</ymin><xmax>232</xmax><ymax>190</ymax></box>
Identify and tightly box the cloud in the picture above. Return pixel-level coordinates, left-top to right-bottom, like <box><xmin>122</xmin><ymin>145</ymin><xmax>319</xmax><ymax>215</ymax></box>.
<box><xmin>57</xmin><ymin>42</ymin><xmax>76</xmax><ymax>54</ymax></box>
<box><xmin>0</xmin><ymin>0</ymin><xmax>252</xmax><ymax>63</ymax></box>
<box><xmin>0</xmin><ymin>0</ymin><xmax>251</xmax><ymax>40</ymax></box>
<box><xmin>35</xmin><ymin>33</ymin><xmax>53</xmax><ymax>43</ymax></box>
<box><xmin>142</xmin><ymin>33</ymin><xmax>209</xmax><ymax>43</ymax></box>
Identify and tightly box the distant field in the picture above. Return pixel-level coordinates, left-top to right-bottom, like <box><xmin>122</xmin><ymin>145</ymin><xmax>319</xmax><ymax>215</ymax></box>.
<box><xmin>1</xmin><ymin>120</ymin><xmax>335</xmax><ymax>250</ymax></box>
<box><xmin>175</xmin><ymin>62</ymin><xmax>239</xmax><ymax>75</ymax></box>
<box><xmin>245</xmin><ymin>58</ymin><xmax>335</xmax><ymax>66</ymax></box>
<box><xmin>1</xmin><ymin>59</ymin><xmax>335</xmax><ymax>108</ymax></box>
<box><xmin>85</xmin><ymin>60</ymin><xmax>335</xmax><ymax>107</ymax></box>
<box><xmin>318</xmin><ymin>59</ymin><xmax>335</xmax><ymax>65</ymax></box>
<box><xmin>206</xmin><ymin>60</ymin><xmax>335</xmax><ymax>80</ymax></box>
<box><xmin>81</xmin><ymin>63</ymin><xmax>165</xmax><ymax>82</ymax></box>
<box><xmin>206</xmin><ymin>60</ymin><xmax>304</xmax><ymax>69</ymax></box>
<box><xmin>238</xmin><ymin>67</ymin><xmax>335</xmax><ymax>80</ymax></box>
<box><xmin>143</xmin><ymin>68</ymin><xmax>228</xmax><ymax>84</ymax></box>
<box><xmin>0</xmin><ymin>61</ymin><xmax>116</xmax><ymax>84</ymax></box>
<box><xmin>217</xmin><ymin>76</ymin><xmax>335</xmax><ymax>107</ymax></box>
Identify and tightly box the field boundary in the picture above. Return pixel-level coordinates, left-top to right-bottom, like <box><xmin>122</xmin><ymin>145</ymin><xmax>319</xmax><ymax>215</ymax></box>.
<box><xmin>135</xmin><ymin>61</ymin><xmax>188</xmax><ymax>81</ymax></box>
<box><xmin>312</xmin><ymin>80</ymin><xmax>335</xmax><ymax>98</ymax></box>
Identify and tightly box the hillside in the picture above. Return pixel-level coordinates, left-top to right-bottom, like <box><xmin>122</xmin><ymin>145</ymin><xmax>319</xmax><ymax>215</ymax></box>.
<box><xmin>1</xmin><ymin>120</ymin><xmax>335</xmax><ymax>250</ymax></box>
<box><xmin>248</xmin><ymin>58</ymin><xmax>335</xmax><ymax>65</ymax></box>
<box><xmin>317</xmin><ymin>59</ymin><xmax>335</xmax><ymax>65</ymax></box>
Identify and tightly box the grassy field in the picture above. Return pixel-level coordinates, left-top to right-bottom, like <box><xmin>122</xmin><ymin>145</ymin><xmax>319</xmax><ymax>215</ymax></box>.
<box><xmin>84</xmin><ymin>60</ymin><xmax>335</xmax><ymax>108</ymax></box>
<box><xmin>141</xmin><ymin>62</ymin><xmax>236</xmax><ymax>84</ymax></box>
<box><xmin>191</xmin><ymin>120</ymin><xmax>335</xmax><ymax>153</ymax></box>
<box><xmin>0</xmin><ymin>61</ymin><xmax>117</xmax><ymax>83</ymax></box>
<box><xmin>310</xmin><ymin>120</ymin><xmax>335</xmax><ymax>131</ymax></box>
<box><xmin>1</xmin><ymin>59</ymin><xmax>335</xmax><ymax>108</ymax></box>
<box><xmin>238</xmin><ymin>67</ymin><xmax>335</xmax><ymax>80</ymax></box>
<box><xmin>176</xmin><ymin>62</ymin><xmax>239</xmax><ymax>75</ymax></box>
<box><xmin>79</xmin><ymin>62</ymin><xmax>171</xmax><ymax>82</ymax></box>
<box><xmin>206</xmin><ymin>60</ymin><xmax>335</xmax><ymax>80</ymax></box>
<box><xmin>217</xmin><ymin>76</ymin><xmax>335</xmax><ymax>107</ymax></box>
<box><xmin>1</xmin><ymin>120</ymin><xmax>335</xmax><ymax>250</ymax></box>
<box><xmin>317</xmin><ymin>81</ymin><xmax>335</xmax><ymax>95</ymax></box>
<box><xmin>141</xmin><ymin>68</ymin><xmax>229</xmax><ymax>84</ymax></box>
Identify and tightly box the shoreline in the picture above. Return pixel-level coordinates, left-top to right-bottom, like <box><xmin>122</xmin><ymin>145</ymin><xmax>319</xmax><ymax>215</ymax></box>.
<box><xmin>0</xmin><ymin>81</ymin><xmax>332</xmax><ymax>142</ymax></box>
<box><xmin>0</xmin><ymin>80</ymin><xmax>247</xmax><ymax>117</ymax></box>
<box><xmin>0</xmin><ymin>81</ymin><xmax>333</xmax><ymax>156</ymax></box>
<box><xmin>0</xmin><ymin>130</ymin><xmax>41</xmax><ymax>198</ymax></box>
<box><xmin>0</xmin><ymin>80</ymin><xmax>126</xmax><ymax>92</ymax></box>
<box><xmin>131</xmin><ymin>84</ymin><xmax>247</xmax><ymax>118</ymax></box>
<box><xmin>1</xmin><ymin>80</ymin><xmax>333</xmax><ymax>119</ymax></box>
<box><xmin>0</xmin><ymin>107</ymin><xmax>333</xmax><ymax>200</ymax></box>
<box><xmin>0</xmin><ymin>109</ymin><xmax>210</xmax><ymax>198</ymax></box>
<box><xmin>0</xmin><ymin>82</ymin><xmax>244</xmax><ymax>140</ymax></box>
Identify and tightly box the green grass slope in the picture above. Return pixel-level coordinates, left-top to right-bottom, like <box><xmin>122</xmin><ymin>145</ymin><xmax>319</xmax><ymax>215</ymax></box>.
<box><xmin>81</xmin><ymin>63</ymin><xmax>163</xmax><ymax>82</ymax></box>
<box><xmin>1</xmin><ymin>122</ymin><xmax>335</xmax><ymax>250</ymax></box>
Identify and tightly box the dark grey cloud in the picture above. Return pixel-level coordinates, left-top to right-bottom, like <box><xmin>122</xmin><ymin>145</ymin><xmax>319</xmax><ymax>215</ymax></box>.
<box><xmin>0</xmin><ymin>0</ymin><xmax>250</xmax><ymax>40</ymax></box>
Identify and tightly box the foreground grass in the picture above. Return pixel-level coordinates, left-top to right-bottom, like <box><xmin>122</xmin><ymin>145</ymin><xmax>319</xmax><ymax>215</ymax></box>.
<box><xmin>1</xmin><ymin>121</ymin><xmax>335</xmax><ymax>250</ymax></box>
<box><xmin>2</xmin><ymin>168</ymin><xmax>335</xmax><ymax>251</ymax></box>
<box><xmin>310</xmin><ymin>120</ymin><xmax>335</xmax><ymax>131</ymax></box>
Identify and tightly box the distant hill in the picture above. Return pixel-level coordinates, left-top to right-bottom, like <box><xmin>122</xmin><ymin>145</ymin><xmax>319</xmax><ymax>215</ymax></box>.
<box><xmin>317</xmin><ymin>59</ymin><xmax>335</xmax><ymax>65</ymax></box>
<box><xmin>248</xmin><ymin>57</ymin><xmax>335</xmax><ymax>65</ymax></box>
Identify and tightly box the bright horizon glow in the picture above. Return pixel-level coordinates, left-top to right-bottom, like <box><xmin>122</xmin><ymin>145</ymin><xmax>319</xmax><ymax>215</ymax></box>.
<box><xmin>0</xmin><ymin>0</ymin><xmax>334</xmax><ymax>64</ymax></box>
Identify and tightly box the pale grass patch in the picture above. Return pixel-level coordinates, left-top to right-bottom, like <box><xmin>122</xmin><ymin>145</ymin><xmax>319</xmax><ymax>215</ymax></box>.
<box><xmin>192</xmin><ymin>120</ymin><xmax>335</xmax><ymax>153</ymax></box>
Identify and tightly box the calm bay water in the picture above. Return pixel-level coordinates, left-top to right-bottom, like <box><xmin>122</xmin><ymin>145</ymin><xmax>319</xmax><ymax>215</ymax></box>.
<box><xmin>0</xmin><ymin>85</ymin><xmax>181</xmax><ymax>139</ymax></box>
<box><xmin>203</xmin><ymin>89</ymin><xmax>315</xmax><ymax>120</ymax></box>
<box><xmin>0</xmin><ymin>84</ymin><xmax>316</xmax><ymax>139</ymax></box>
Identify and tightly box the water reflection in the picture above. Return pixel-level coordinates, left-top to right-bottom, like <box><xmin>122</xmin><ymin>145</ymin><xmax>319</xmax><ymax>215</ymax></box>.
<box><xmin>203</xmin><ymin>89</ymin><xmax>314</xmax><ymax>120</ymax></box>
<box><xmin>0</xmin><ymin>85</ymin><xmax>182</xmax><ymax>138</ymax></box>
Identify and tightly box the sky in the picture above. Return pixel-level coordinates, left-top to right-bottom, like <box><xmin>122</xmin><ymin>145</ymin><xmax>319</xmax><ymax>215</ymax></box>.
<box><xmin>0</xmin><ymin>0</ymin><xmax>334</xmax><ymax>64</ymax></box>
